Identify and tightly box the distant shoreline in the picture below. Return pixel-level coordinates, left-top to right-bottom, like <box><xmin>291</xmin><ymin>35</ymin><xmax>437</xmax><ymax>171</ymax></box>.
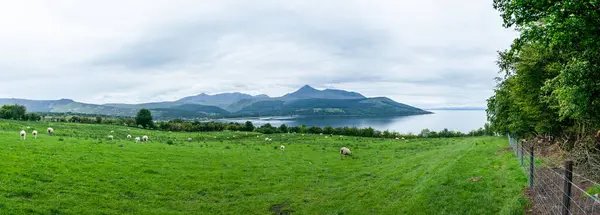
<box><xmin>426</xmin><ymin>108</ymin><xmax>485</xmax><ymax>111</ymax></box>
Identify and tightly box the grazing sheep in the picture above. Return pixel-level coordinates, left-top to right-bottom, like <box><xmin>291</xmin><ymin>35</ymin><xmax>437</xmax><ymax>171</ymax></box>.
<box><xmin>110</xmin><ymin>131</ymin><xmax>114</xmax><ymax>133</ymax></box>
<box><xmin>32</xmin><ymin>130</ymin><xmax>38</xmax><ymax>139</ymax></box>
<box><xmin>127</xmin><ymin>135</ymin><xmax>132</xmax><ymax>139</ymax></box>
<box><xmin>401</xmin><ymin>137</ymin><xmax>406</xmax><ymax>140</ymax></box>
<box><xmin>280</xmin><ymin>145</ymin><xmax>285</xmax><ymax>151</ymax></box>
<box><xmin>26</xmin><ymin>126</ymin><xmax>31</xmax><ymax>129</ymax></box>
<box><xmin>320</xmin><ymin>133</ymin><xmax>323</xmax><ymax>135</ymax></box>
<box><xmin>20</xmin><ymin>130</ymin><xmax>26</xmax><ymax>140</ymax></box>
<box><xmin>142</xmin><ymin>135</ymin><xmax>148</xmax><ymax>142</ymax></box>
<box><xmin>108</xmin><ymin>135</ymin><xmax>114</xmax><ymax>140</ymax></box>
<box><xmin>395</xmin><ymin>137</ymin><xmax>399</xmax><ymax>140</ymax></box>
<box><xmin>187</xmin><ymin>138</ymin><xmax>193</xmax><ymax>142</ymax></box>
<box><xmin>340</xmin><ymin>147</ymin><xmax>352</xmax><ymax>157</ymax></box>
<box><xmin>47</xmin><ymin>127</ymin><xmax>54</xmax><ymax>135</ymax></box>
<box><xmin>325</xmin><ymin>136</ymin><xmax>329</xmax><ymax>139</ymax></box>
<box><xmin>135</xmin><ymin>137</ymin><xmax>141</xmax><ymax>143</ymax></box>
<box><xmin>265</xmin><ymin>137</ymin><xmax>270</xmax><ymax>141</ymax></box>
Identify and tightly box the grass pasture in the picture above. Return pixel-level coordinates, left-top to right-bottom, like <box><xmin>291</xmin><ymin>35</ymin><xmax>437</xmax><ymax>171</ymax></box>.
<box><xmin>0</xmin><ymin>120</ymin><xmax>527</xmax><ymax>214</ymax></box>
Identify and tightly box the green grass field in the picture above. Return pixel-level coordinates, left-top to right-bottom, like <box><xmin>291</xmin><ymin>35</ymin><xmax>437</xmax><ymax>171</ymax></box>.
<box><xmin>0</xmin><ymin>119</ymin><xmax>527</xmax><ymax>214</ymax></box>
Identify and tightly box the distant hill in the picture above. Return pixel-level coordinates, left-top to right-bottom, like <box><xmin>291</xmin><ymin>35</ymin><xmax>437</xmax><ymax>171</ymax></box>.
<box><xmin>103</xmin><ymin>101</ymin><xmax>179</xmax><ymax>109</ymax></box>
<box><xmin>280</xmin><ymin>85</ymin><xmax>365</xmax><ymax>101</ymax></box>
<box><xmin>176</xmin><ymin>92</ymin><xmax>267</xmax><ymax>110</ymax></box>
<box><xmin>0</xmin><ymin>98</ymin><xmax>75</xmax><ymax>112</ymax></box>
<box><xmin>234</xmin><ymin>97</ymin><xmax>430</xmax><ymax>117</ymax></box>
<box><xmin>150</xmin><ymin>104</ymin><xmax>229</xmax><ymax>119</ymax></box>
<box><xmin>0</xmin><ymin>85</ymin><xmax>431</xmax><ymax>119</ymax></box>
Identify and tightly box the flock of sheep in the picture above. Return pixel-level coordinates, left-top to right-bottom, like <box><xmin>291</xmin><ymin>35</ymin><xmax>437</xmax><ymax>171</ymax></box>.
<box><xmin>107</xmin><ymin>132</ymin><xmax>149</xmax><ymax>143</ymax></box>
<box><xmin>271</xmin><ymin>134</ymin><xmax>352</xmax><ymax>158</ymax></box>
<box><xmin>19</xmin><ymin>127</ymin><xmax>53</xmax><ymax>140</ymax></box>
<box><xmin>19</xmin><ymin>127</ymin><xmax>150</xmax><ymax>143</ymax></box>
<box><xmin>18</xmin><ymin>127</ymin><xmax>354</xmax><ymax>158</ymax></box>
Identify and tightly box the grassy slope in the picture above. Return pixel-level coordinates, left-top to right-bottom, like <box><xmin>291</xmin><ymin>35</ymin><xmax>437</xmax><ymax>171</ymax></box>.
<box><xmin>0</xmin><ymin>120</ymin><xmax>527</xmax><ymax>215</ymax></box>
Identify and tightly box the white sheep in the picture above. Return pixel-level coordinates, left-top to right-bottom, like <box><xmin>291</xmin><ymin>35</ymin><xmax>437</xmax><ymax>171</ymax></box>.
<box><xmin>142</xmin><ymin>135</ymin><xmax>148</xmax><ymax>142</ymax></box>
<box><xmin>265</xmin><ymin>137</ymin><xmax>270</xmax><ymax>141</ymax></box>
<box><xmin>187</xmin><ymin>138</ymin><xmax>193</xmax><ymax>142</ymax></box>
<box><xmin>20</xmin><ymin>130</ymin><xmax>26</xmax><ymax>140</ymax></box>
<box><xmin>47</xmin><ymin>127</ymin><xmax>54</xmax><ymax>135</ymax></box>
<box><xmin>108</xmin><ymin>135</ymin><xmax>114</xmax><ymax>140</ymax></box>
<box><xmin>26</xmin><ymin>126</ymin><xmax>31</xmax><ymax>129</ymax></box>
<box><xmin>340</xmin><ymin>147</ymin><xmax>352</xmax><ymax>157</ymax></box>
<box><xmin>135</xmin><ymin>137</ymin><xmax>141</xmax><ymax>143</ymax></box>
<box><xmin>127</xmin><ymin>135</ymin><xmax>132</xmax><ymax>139</ymax></box>
<box><xmin>32</xmin><ymin>130</ymin><xmax>38</xmax><ymax>139</ymax></box>
<box><xmin>325</xmin><ymin>136</ymin><xmax>329</xmax><ymax>139</ymax></box>
<box><xmin>110</xmin><ymin>131</ymin><xmax>114</xmax><ymax>133</ymax></box>
<box><xmin>395</xmin><ymin>137</ymin><xmax>399</xmax><ymax>140</ymax></box>
<box><xmin>280</xmin><ymin>145</ymin><xmax>285</xmax><ymax>151</ymax></box>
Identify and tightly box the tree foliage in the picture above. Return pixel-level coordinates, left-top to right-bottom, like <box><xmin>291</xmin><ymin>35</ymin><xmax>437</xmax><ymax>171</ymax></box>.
<box><xmin>136</xmin><ymin>109</ymin><xmax>154</xmax><ymax>128</ymax></box>
<box><xmin>0</xmin><ymin>105</ymin><xmax>27</xmax><ymax>120</ymax></box>
<box><xmin>488</xmin><ymin>0</ymin><xmax>600</xmax><ymax>150</ymax></box>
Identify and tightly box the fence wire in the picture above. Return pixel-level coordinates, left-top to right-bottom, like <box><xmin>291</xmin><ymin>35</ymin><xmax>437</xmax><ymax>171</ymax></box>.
<box><xmin>508</xmin><ymin>135</ymin><xmax>600</xmax><ymax>215</ymax></box>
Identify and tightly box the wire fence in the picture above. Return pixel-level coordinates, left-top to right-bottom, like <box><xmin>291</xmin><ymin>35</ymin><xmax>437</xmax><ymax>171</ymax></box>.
<box><xmin>508</xmin><ymin>135</ymin><xmax>600</xmax><ymax>215</ymax></box>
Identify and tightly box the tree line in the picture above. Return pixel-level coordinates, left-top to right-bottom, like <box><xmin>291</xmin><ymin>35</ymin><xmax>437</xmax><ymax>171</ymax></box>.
<box><xmin>487</xmin><ymin>0</ymin><xmax>600</xmax><ymax>171</ymax></box>
<box><xmin>252</xmin><ymin>123</ymin><xmax>493</xmax><ymax>139</ymax></box>
<box><xmin>0</xmin><ymin>105</ymin><xmax>41</xmax><ymax>121</ymax></box>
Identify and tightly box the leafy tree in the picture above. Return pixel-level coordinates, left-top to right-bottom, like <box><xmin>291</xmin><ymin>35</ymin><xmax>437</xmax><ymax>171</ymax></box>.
<box><xmin>279</xmin><ymin>124</ymin><xmax>288</xmax><ymax>133</ymax></box>
<box><xmin>0</xmin><ymin>104</ymin><xmax>26</xmax><ymax>120</ymax></box>
<box><xmin>244</xmin><ymin>121</ymin><xmax>255</xmax><ymax>131</ymax></box>
<box><xmin>24</xmin><ymin>113</ymin><xmax>41</xmax><ymax>121</ymax></box>
<box><xmin>323</xmin><ymin>126</ymin><xmax>334</xmax><ymax>134</ymax></box>
<box><xmin>135</xmin><ymin>109</ymin><xmax>154</xmax><ymax>128</ymax></box>
<box><xmin>419</xmin><ymin>129</ymin><xmax>430</xmax><ymax>138</ymax></box>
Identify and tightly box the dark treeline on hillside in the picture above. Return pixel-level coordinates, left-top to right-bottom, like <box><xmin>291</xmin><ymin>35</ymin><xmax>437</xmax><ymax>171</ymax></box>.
<box><xmin>487</xmin><ymin>1</ymin><xmax>600</xmax><ymax>173</ymax></box>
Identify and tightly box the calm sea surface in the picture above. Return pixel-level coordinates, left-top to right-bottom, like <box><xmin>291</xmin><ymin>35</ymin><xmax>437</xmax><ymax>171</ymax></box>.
<box><xmin>217</xmin><ymin>110</ymin><xmax>487</xmax><ymax>133</ymax></box>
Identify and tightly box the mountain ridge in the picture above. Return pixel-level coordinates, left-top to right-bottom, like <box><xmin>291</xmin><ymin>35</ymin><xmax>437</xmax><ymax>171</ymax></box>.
<box><xmin>0</xmin><ymin>85</ymin><xmax>431</xmax><ymax>119</ymax></box>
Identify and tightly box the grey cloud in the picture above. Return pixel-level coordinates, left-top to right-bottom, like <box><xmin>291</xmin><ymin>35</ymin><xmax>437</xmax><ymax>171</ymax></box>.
<box><xmin>0</xmin><ymin>0</ymin><xmax>516</xmax><ymax>108</ymax></box>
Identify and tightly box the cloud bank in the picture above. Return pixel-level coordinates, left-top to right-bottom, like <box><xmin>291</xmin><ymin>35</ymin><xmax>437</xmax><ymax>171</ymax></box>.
<box><xmin>0</xmin><ymin>0</ymin><xmax>516</xmax><ymax>108</ymax></box>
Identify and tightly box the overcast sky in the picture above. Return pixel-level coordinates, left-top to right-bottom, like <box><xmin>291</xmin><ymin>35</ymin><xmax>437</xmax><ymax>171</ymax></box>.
<box><xmin>0</xmin><ymin>0</ymin><xmax>516</xmax><ymax>108</ymax></box>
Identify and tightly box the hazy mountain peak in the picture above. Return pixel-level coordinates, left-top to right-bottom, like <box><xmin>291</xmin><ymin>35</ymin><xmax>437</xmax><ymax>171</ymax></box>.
<box><xmin>298</xmin><ymin>85</ymin><xmax>318</xmax><ymax>91</ymax></box>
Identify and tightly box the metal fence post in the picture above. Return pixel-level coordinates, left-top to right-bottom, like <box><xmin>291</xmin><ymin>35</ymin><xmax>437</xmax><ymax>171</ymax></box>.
<box><xmin>520</xmin><ymin>140</ymin><xmax>524</xmax><ymax>166</ymax></box>
<box><xmin>529</xmin><ymin>145</ymin><xmax>534</xmax><ymax>188</ymax></box>
<box><xmin>562</xmin><ymin>160</ymin><xmax>573</xmax><ymax>215</ymax></box>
